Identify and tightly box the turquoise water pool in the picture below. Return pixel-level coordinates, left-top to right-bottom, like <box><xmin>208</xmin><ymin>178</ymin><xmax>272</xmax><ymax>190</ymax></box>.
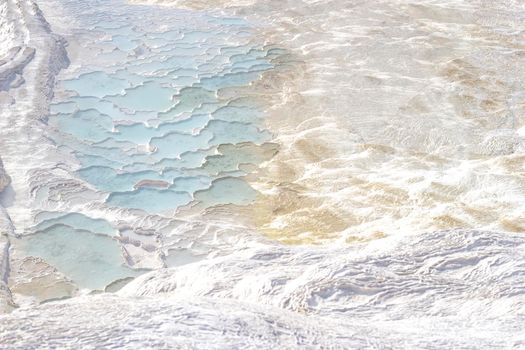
<box><xmin>20</xmin><ymin>0</ymin><xmax>283</xmax><ymax>291</ymax></box>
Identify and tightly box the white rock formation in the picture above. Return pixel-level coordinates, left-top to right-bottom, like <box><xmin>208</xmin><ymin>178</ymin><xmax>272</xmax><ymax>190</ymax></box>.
<box><xmin>0</xmin><ymin>0</ymin><xmax>68</xmax><ymax>313</ymax></box>
<box><xmin>1</xmin><ymin>229</ymin><xmax>524</xmax><ymax>348</ymax></box>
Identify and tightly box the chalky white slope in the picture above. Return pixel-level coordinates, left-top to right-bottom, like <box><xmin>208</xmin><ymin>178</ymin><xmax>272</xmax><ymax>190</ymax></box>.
<box><xmin>1</xmin><ymin>230</ymin><xmax>525</xmax><ymax>348</ymax></box>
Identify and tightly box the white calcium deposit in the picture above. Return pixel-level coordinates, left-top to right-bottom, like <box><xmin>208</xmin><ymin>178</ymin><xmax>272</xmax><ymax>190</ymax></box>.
<box><xmin>1</xmin><ymin>229</ymin><xmax>525</xmax><ymax>348</ymax></box>
<box><xmin>0</xmin><ymin>0</ymin><xmax>524</xmax><ymax>348</ymax></box>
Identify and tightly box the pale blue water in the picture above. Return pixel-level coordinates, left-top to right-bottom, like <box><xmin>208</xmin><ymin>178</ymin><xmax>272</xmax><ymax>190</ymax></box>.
<box><xmin>21</xmin><ymin>0</ymin><xmax>284</xmax><ymax>291</ymax></box>
<box><xmin>35</xmin><ymin>213</ymin><xmax>118</xmax><ymax>237</ymax></box>
<box><xmin>117</xmin><ymin>122</ymin><xmax>191</xmax><ymax>144</ymax></box>
<box><xmin>107</xmin><ymin>81</ymin><xmax>177</xmax><ymax>112</ymax></box>
<box><xmin>62</xmin><ymin>71</ymin><xmax>130</xmax><ymax>98</ymax></box>
<box><xmin>22</xmin><ymin>224</ymin><xmax>140</xmax><ymax>290</ymax></box>
<box><xmin>106</xmin><ymin>188</ymin><xmax>193</xmax><ymax>212</ymax></box>
<box><xmin>194</xmin><ymin>177</ymin><xmax>258</xmax><ymax>207</ymax></box>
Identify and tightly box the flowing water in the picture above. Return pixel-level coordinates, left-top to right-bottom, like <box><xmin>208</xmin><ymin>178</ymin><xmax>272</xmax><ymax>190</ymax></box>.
<box><xmin>242</xmin><ymin>0</ymin><xmax>525</xmax><ymax>244</ymax></box>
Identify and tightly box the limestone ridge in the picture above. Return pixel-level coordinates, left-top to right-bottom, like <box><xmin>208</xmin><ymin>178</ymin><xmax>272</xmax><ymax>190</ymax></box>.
<box><xmin>0</xmin><ymin>0</ymin><xmax>69</xmax><ymax>313</ymax></box>
<box><xmin>0</xmin><ymin>158</ymin><xmax>11</xmax><ymax>193</ymax></box>
<box><xmin>0</xmin><ymin>157</ymin><xmax>14</xmax><ymax>312</ymax></box>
